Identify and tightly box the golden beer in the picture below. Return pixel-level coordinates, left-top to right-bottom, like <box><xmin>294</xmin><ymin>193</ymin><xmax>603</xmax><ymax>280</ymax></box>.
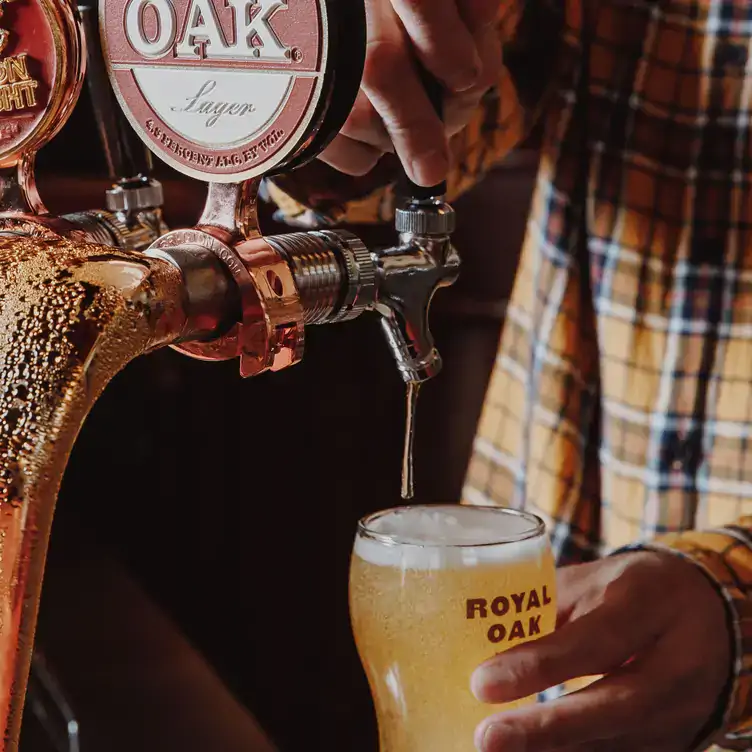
<box><xmin>349</xmin><ymin>505</ymin><xmax>556</xmax><ymax>752</ymax></box>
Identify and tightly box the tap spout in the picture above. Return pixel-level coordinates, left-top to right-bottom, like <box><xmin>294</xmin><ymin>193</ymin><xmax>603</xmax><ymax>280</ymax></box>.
<box><xmin>373</xmin><ymin>199</ymin><xmax>460</xmax><ymax>384</ymax></box>
<box><xmin>373</xmin><ymin>195</ymin><xmax>460</xmax><ymax>500</ymax></box>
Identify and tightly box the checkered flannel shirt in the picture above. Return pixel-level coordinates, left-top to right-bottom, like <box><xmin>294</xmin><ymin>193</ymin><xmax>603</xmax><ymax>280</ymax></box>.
<box><xmin>267</xmin><ymin>0</ymin><xmax>752</xmax><ymax>746</ymax></box>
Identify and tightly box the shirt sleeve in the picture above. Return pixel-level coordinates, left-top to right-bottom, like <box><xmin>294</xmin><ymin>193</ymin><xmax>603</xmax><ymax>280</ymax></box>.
<box><xmin>635</xmin><ymin>524</ymin><xmax>752</xmax><ymax>749</ymax></box>
<box><xmin>265</xmin><ymin>0</ymin><xmax>564</xmax><ymax>228</ymax></box>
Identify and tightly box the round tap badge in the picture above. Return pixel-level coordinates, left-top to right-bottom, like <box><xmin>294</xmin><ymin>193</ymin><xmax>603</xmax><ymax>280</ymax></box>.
<box><xmin>101</xmin><ymin>0</ymin><xmax>331</xmax><ymax>182</ymax></box>
<box><xmin>0</xmin><ymin>0</ymin><xmax>83</xmax><ymax>168</ymax></box>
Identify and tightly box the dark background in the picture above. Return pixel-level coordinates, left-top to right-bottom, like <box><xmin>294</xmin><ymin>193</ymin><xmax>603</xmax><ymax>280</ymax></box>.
<box><xmin>22</xmin><ymin>81</ymin><xmax>537</xmax><ymax>750</ymax></box>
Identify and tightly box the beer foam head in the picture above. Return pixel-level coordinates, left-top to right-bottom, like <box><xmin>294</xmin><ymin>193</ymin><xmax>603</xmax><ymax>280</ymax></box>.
<box><xmin>354</xmin><ymin>505</ymin><xmax>549</xmax><ymax>569</ymax></box>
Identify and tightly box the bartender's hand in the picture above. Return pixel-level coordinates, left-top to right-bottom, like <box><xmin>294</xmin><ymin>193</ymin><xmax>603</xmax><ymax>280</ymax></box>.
<box><xmin>319</xmin><ymin>0</ymin><xmax>502</xmax><ymax>185</ymax></box>
<box><xmin>471</xmin><ymin>551</ymin><xmax>733</xmax><ymax>752</ymax></box>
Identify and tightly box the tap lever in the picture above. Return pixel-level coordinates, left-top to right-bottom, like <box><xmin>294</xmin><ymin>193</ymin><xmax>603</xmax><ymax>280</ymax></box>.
<box><xmin>75</xmin><ymin>4</ymin><xmax>168</xmax><ymax>250</ymax></box>
<box><xmin>78</xmin><ymin>4</ymin><xmax>155</xmax><ymax>182</ymax></box>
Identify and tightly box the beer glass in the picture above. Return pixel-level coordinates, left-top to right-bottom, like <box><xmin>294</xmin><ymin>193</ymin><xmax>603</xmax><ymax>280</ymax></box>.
<box><xmin>349</xmin><ymin>504</ymin><xmax>556</xmax><ymax>752</ymax></box>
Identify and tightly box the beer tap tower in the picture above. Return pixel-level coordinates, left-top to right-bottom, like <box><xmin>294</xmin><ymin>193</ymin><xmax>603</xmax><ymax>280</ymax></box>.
<box><xmin>0</xmin><ymin>0</ymin><xmax>460</xmax><ymax>745</ymax></box>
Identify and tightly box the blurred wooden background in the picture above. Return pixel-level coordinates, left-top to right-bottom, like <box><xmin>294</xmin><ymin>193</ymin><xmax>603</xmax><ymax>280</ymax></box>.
<box><xmin>22</xmin><ymin>84</ymin><xmax>538</xmax><ymax>751</ymax></box>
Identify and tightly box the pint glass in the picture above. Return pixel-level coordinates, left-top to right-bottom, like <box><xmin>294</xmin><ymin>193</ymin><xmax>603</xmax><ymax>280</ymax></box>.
<box><xmin>349</xmin><ymin>505</ymin><xmax>556</xmax><ymax>752</ymax></box>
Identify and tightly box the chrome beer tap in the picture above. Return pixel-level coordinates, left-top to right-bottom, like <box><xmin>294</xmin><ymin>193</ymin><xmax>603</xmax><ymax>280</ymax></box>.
<box><xmin>375</xmin><ymin>199</ymin><xmax>460</xmax><ymax>497</ymax></box>
<box><xmin>0</xmin><ymin>0</ymin><xmax>460</xmax><ymax>742</ymax></box>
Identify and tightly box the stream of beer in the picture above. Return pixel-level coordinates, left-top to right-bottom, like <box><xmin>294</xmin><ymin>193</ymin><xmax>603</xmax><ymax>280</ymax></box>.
<box><xmin>0</xmin><ymin>233</ymin><xmax>185</xmax><ymax>750</ymax></box>
<box><xmin>400</xmin><ymin>381</ymin><xmax>420</xmax><ymax>500</ymax></box>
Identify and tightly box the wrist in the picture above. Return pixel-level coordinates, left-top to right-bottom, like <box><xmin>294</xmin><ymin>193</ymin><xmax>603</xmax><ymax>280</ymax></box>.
<box><xmin>614</xmin><ymin>537</ymin><xmax>743</xmax><ymax>746</ymax></box>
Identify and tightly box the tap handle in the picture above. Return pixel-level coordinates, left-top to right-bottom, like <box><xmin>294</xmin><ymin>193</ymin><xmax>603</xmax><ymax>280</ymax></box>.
<box><xmin>397</xmin><ymin>65</ymin><xmax>446</xmax><ymax>201</ymax></box>
<box><xmin>78</xmin><ymin>4</ymin><xmax>154</xmax><ymax>180</ymax></box>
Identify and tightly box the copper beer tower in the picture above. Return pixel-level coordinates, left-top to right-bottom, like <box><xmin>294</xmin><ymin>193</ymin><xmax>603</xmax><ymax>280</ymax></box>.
<box><xmin>0</xmin><ymin>0</ymin><xmax>460</xmax><ymax>747</ymax></box>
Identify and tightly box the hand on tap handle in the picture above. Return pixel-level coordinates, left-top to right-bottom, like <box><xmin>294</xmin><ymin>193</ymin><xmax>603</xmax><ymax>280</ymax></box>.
<box><xmin>356</xmin><ymin>47</ymin><xmax>462</xmax><ymax>499</ymax></box>
<box><xmin>318</xmin><ymin>0</ymin><xmax>502</xmax><ymax>187</ymax></box>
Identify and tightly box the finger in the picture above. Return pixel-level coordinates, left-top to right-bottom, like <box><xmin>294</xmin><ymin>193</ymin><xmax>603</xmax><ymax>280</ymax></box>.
<box><xmin>346</xmin><ymin>28</ymin><xmax>498</xmax><ymax>150</ymax></box>
<box><xmin>339</xmin><ymin>90</ymin><xmax>394</xmax><ymax>153</ymax></box>
<box><xmin>475</xmin><ymin>659</ymin><xmax>665</xmax><ymax>752</ymax></box>
<box><xmin>458</xmin><ymin>0</ymin><xmax>502</xmax><ymax>31</ymax></box>
<box><xmin>362</xmin><ymin>1</ymin><xmax>448</xmax><ymax>186</ymax></box>
<box><xmin>390</xmin><ymin>0</ymin><xmax>482</xmax><ymax>93</ymax></box>
<box><xmin>444</xmin><ymin>25</ymin><xmax>502</xmax><ymax>137</ymax></box>
<box><xmin>471</xmin><ymin>605</ymin><xmax>647</xmax><ymax>703</ymax></box>
<box><xmin>318</xmin><ymin>134</ymin><xmax>383</xmax><ymax>176</ymax></box>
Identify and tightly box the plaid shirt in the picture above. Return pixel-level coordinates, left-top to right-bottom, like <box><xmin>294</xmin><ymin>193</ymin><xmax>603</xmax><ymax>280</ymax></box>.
<box><xmin>268</xmin><ymin>0</ymin><xmax>752</xmax><ymax>746</ymax></box>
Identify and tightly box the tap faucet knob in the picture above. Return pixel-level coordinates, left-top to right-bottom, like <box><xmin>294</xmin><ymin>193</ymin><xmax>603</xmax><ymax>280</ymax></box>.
<box><xmin>105</xmin><ymin>177</ymin><xmax>164</xmax><ymax>214</ymax></box>
<box><xmin>78</xmin><ymin>4</ymin><xmax>154</xmax><ymax>182</ymax></box>
<box><xmin>394</xmin><ymin>200</ymin><xmax>457</xmax><ymax>236</ymax></box>
<box><xmin>72</xmin><ymin>5</ymin><xmax>169</xmax><ymax>250</ymax></box>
